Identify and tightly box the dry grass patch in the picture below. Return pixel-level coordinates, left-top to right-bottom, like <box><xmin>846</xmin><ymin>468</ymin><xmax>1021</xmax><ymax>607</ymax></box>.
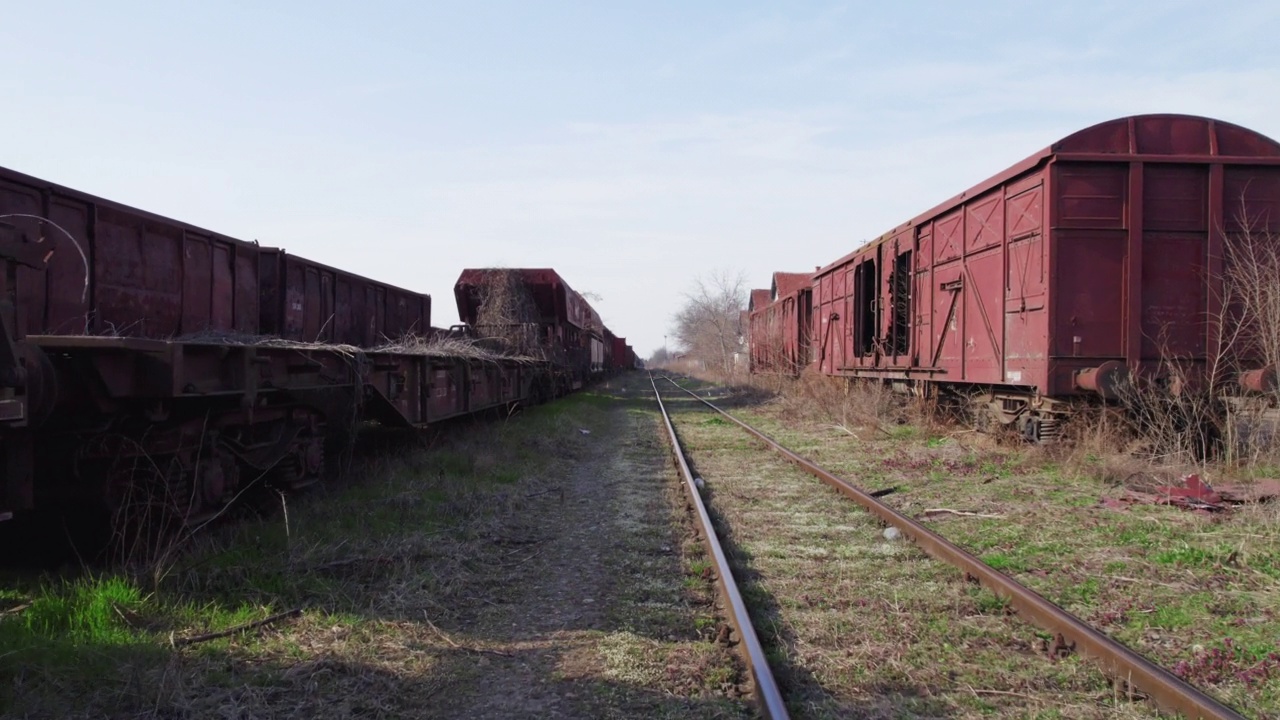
<box><xmin>659</xmin><ymin>392</ymin><xmax>1161</xmax><ymax>719</ymax></box>
<box><xmin>707</xmin><ymin>376</ymin><xmax>1279</xmax><ymax>717</ymax></box>
<box><xmin>2</xmin><ymin>377</ymin><xmax>752</xmax><ymax>718</ymax></box>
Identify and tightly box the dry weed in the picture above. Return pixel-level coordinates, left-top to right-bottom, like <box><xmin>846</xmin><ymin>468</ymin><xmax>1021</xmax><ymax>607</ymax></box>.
<box><xmin>662</xmin><ymin>391</ymin><xmax>1157</xmax><ymax>719</ymax></box>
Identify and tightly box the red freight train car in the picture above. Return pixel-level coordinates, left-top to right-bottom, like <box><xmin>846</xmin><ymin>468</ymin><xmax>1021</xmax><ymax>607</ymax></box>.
<box><xmin>454</xmin><ymin>268</ymin><xmax>606</xmax><ymax>391</ymax></box>
<box><xmin>749</xmin><ymin>272</ymin><xmax>813</xmax><ymax>374</ymax></box>
<box><xmin>0</xmin><ymin>166</ymin><xmax>261</xmax><ymax>340</ymax></box>
<box><xmin>259</xmin><ymin>249</ymin><xmax>430</xmax><ymax>347</ymax></box>
<box><xmin>609</xmin><ymin>334</ymin><xmax>631</xmax><ymax>372</ymax></box>
<box><xmin>774</xmin><ymin>114</ymin><xmax>1280</xmax><ymax>440</ymax></box>
<box><xmin>747</xmin><ymin>289</ymin><xmax>772</xmax><ymax>373</ymax></box>
<box><xmin>0</xmin><ymin>165</ymin><xmax>576</xmax><ymax>526</ymax></box>
<box><xmin>0</xmin><ymin>165</ymin><xmax>432</xmax><ymax>348</ymax></box>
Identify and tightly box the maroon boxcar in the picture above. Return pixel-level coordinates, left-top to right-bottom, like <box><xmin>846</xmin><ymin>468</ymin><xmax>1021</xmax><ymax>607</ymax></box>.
<box><xmin>0</xmin><ymin>166</ymin><xmax>261</xmax><ymax>341</ymax></box>
<box><xmin>455</xmin><ymin>268</ymin><xmax>604</xmax><ymax>390</ymax></box>
<box><xmin>603</xmin><ymin>328</ymin><xmax>616</xmax><ymax>372</ymax></box>
<box><xmin>259</xmin><ymin>249</ymin><xmax>430</xmax><ymax>347</ymax></box>
<box><xmin>0</xmin><ymin>162</ymin><xmax>635</xmax><ymax>531</ymax></box>
<box><xmin>609</xmin><ymin>334</ymin><xmax>631</xmax><ymax>371</ymax></box>
<box><xmin>749</xmin><ymin>272</ymin><xmax>813</xmax><ymax>374</ymax></box>
<box><xmin>808</xmin><ymin>114</ymin><xmax>1280</xmax><ymax>438</ymax></box>
<box><xmin>747</xmin><ymin>289</ymin><xmax>772</xmax><ymax>372</ymax></box>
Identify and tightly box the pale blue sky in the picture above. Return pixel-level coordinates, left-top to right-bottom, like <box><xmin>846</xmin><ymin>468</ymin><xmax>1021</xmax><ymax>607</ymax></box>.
<box><xmin>3</xmin><ymin>1</ymin><xmax>1278</xmax><ymax>356</ymax></box>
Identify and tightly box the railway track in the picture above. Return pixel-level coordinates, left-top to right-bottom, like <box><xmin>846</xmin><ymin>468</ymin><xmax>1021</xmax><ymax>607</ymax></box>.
<box><xmin>649</xmin><ymin>373</ymin><xmax>1244</xmax><ymax>720</ymax></box>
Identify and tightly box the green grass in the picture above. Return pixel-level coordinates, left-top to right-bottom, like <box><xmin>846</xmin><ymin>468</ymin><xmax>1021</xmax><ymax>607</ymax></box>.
<box><xmin>1058</xmin><ymin>577</ymin><xmax>1100</xmax><ymax>606</ymax></box>
<box><xmin>980</xmin><ymin>553</ymin><xmax>1027</xmax><ymax>573</ymax></box>
<box><xmin>699</xmin><ymin>373</ymin><xmax>1280</xmax><ymax>717</ymax></box>
<box><xmin>3</xmin><ymin>376</ymin><xmax>755</xmax><ymax>718</ymax></box>
<box><xmin>1152</xmin><ymin>544</ymin><xmax>1223</xmax><ymax>566</ymax></box>
<box><xmin>1140</xmin><ymin>604</ymin><xmax>1197</xmax><ymax>630</ymax></box>
<box><xmin>0</xmin><ymin>385</ymin><xmax>624</xmax><ymax>714</ymax></box>
<box><xmin>969</xmin><ymin>588</ymin><xmax>1012</xmax><ymax>615</ymax></box>
<box><xmin>4</xmin><ymin>575</ymin><xmax>144</xmax><ymax>647</ymax></box>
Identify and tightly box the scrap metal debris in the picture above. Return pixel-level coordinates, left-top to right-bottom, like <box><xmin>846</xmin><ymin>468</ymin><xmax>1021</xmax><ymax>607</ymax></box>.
<box><xmin>1099</xmin><ymin>474</ymin><xmax>1280</xmax><ymax>513</ymax></box>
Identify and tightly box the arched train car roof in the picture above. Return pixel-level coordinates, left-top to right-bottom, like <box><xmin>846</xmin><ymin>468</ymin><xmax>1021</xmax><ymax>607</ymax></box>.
<box><xmin>815</xmin><ymin>114</ymin><xmax>1280</xmax><ymax>277</ymax></box>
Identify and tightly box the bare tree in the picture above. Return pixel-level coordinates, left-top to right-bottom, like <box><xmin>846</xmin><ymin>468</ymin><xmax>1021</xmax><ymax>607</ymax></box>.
<box><xmin>1110</xmin><ymin>201</ymin><xmax>1280</xmax><ymax>464</ymax></box>
<box><xmin>1223</xmin><ymin>219</ymin><xmax>1280</xmax><ymax>387</ymax></box>
<box><xmin>1216</xmin><ymin>206</ymin><xmax>1280</xmax><ymax>461</ymax></box>
<box><xmin>671</xmin><ymin>270</ymin><xmax>748</xmax><ymax>382</ymax></box>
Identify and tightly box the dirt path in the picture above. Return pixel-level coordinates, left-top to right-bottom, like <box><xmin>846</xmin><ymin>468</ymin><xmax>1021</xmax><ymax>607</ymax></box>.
<box><xmin>424</xmin><ymin>380</ymin><xmax>750</xmax><ymax>719</ymax></box>
<box><xmin>0</xmin><ymin>378</ymin><xmax>751</xmax><ymax>719</ymax></box>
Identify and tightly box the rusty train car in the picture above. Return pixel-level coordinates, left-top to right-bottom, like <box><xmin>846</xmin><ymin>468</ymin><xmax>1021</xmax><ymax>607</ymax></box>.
<box><xmin>452</xmin><ymin>270</ymin><xmax>636</xmax><ymax>375</ymax></box>
<box><xmin>748</xmin><ymin>273</ymin><xmax>813</xmax><ymax>375</ymax></box>
<box><xmin>748</xmin><ymin>114</ymin><xmax>1280</xmax><ymax>440</ymax></box>
<box><xmin>607</xmin><ymin>333</ymin><xmax>638</xmax><ymax>372</ymax></box>
<box><xmin>453</xmin><ymin>268</ymin><xmax>626</xmax><ymax>395</ymax></box>
<box><xmin>0</xmin><ymin>166</ymin><xmax>624</xmax><ymax>526</ymax></box>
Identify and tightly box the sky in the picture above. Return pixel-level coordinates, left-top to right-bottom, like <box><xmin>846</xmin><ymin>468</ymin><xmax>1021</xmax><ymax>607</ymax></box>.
<box><xmin>3</xmin><ymin>1</ymin><xmax>1279</xmax><ymax>357</ymax></box>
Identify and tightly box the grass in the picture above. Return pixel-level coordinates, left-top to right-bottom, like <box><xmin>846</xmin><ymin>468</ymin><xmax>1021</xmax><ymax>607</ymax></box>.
<box><xmin>0</xmin><ymin>375</ymin><xmax>750</xmax><ymax>718</ymax></box>
<box><xmin>700</xmin><ymin>370</ymin><xmax>1280</xmax><ymax>717</ymax></box>
<box><xmin>17</xmin><ymin>575</ymin><xmax>144</xmax><ymax>644</ymax></box>
<box><xmin>656</xmin><ymin>377</ymin><xmax>1162</xmax><ymax>719</ymax></box>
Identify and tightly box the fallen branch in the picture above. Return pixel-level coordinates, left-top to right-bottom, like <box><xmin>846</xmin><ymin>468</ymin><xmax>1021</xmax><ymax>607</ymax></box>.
<box><xmin>1102</xmin><ymin>574</ymin><xmax>1193</xmax><ymax>591</ymax></box>
<box><xmin>111</xmin><ymin>603</ymin><xmax>137</xmax><ymax>629</ymax></box>
<box><xmin>523</xmin><ymin>487</ymin><xmax>563</xmax><ymax>499</ymax></box>
<box><xmin>422</xmin><ymin>612</ymin><xmax>512</xmax><ymax>657</ymax></box>
<box><xmin>313</xmin><ymin>557</ymin><xmax>365</xmax><ymax>571</ymax></box>
<box><xmin>966</xmin><ymin>685</ymin><xmax>1036</xmax><ymax>700</ymax></box>
<box><xmin>829</xmin><ymin>424</ymin><xmax>861</xmax><ymax>439</ymax></box>
<box><xmin>171</xmin><ymin>608</ymin><xmax>303</xmax><ymax>647</ymax></box>
<box><xmin>921</xmin><ymin>508</ymin><xmax>1005</xmax><ymax>519</ymax></box>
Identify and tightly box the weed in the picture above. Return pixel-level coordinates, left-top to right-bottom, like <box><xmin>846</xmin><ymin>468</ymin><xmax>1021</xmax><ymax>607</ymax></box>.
<box><xmin>721</xmin><ymin>368</ymin><xmax>1280</xmax><ymax>716</ymax></box>
<box><xmin>8</xmin><ymin>575</ymin><xmax>144</xmax><ymax>645</ymax></box>
<box><xmin>971</xmin><ymin>588</ymin><xmax>1011</xmax><ymax>615</ymax></box>
<box><xmin>980</xmin><ymin>553</ymin><xmax>1027</xmax><ymax>573</ymax></box>
<box><xmin>1153</xmin><ymin>544</ymin><xmax>1221</xmax><ymax>566</ymax></box>
<box><xmin>1173</xmin><ymin>638</ymin><xmax>1280</xmax><ymax>687</ymax></box>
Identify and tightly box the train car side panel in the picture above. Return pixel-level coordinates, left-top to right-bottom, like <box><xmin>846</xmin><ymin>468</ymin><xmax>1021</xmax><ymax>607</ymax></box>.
<box><xmin>1002</xmin><ymin>173</ymin><xmax>1049</xmax><ymax>389</ymax></box>
<box><xmin>962</xmin><ymin>245</ymin><xmax>1005</xmax><ymax>384</ymax></box>
<box><xmin>41</xmin><ymin>197</ymin><xmax>94</xmax><ymax>336</ymax></box>
<box><xmin>1050</xmin><ymin>162</ymin><xmax>1128</xmax><ymax>364</ymax></box>
<box><xmin>262</xmin><ymin>250</ymin><xmax>431</xmax><ymax>347</ymax></box>
<box><xmin>99</xmin><ymin>207</ymin><xmax>185</xmax><ymax>337</ymax></box>
<box><xmin>1139</xmin><ymin>164</ymin><xmax>1209</xmax><ymax>361</ymax></box>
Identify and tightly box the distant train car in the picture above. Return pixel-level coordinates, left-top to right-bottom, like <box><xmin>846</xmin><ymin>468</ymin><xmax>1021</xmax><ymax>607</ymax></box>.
<box><xmin>609</xmin><ymin>334</ymin><xmax>632</xmax><ymax>372</ymax></box>
<box><xmin>748</xmin><ymin>273</ymin><xmax>812</xmax><ymax>375</ymax></box>
<box><xmin>753</xmin><ymin>114</ymin><xmax>1280</xmax><ymax>441</ymax></box>
<box><xmin>454</xmin><ymin>268</ymin><xmax>606</xmax><ymax>393</ymax></box>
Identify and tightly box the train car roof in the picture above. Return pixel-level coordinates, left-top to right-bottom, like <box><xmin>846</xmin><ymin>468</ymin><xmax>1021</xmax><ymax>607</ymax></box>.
<box><xmin>771</xmin><ymin>272</ymin><xmax>812</xmax><ymax>299</ymax></box>
<box><xmin>748</xmin><ymin>289</ymin><xmax>772</xmax><ymax>313</ymax></box>
<box><xmin>814</xmin><ymin>113</ymin><xmax>1280</xmax><ymax>278</ymax></box>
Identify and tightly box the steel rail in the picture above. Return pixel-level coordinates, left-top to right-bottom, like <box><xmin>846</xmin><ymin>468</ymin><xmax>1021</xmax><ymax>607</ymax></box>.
<box><xmin>660</xmin><ymin>376</ymin><xmax>1244</xmax><ymax>720</ymax></box>
<box><xmin>649</xmin><ymin>375</ymin><xmax>790</xmax><ymax>720</ymax></box>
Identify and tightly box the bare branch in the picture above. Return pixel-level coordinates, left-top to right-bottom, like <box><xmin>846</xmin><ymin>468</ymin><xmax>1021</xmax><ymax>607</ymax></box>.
<box><xmin>669</xmin><ymin>269</ymin><xmax>748</xmax><ymax>381</ymax></box>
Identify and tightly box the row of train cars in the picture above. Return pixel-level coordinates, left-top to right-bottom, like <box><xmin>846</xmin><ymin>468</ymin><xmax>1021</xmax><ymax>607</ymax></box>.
<box><xmin>0</xmin><ymin>164</ymin><xmax>638</xmax><ymax>527</ymax></box>
<box><xmin>748</xmin><ymin>114</ymin><xmax>1280</xmax><ymax>442</ymax></box>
